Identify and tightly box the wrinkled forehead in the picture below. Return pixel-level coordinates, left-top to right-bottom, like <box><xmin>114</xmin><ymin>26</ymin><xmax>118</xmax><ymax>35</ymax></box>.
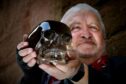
<box><xmin>61</xmin><ymin>10</ymin><xmax>100</xmax><ymax>27</ymax></box>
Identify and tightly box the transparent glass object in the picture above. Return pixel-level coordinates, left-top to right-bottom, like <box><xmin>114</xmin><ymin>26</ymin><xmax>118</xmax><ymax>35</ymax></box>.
<box><xmin>27</xmin><ymin>20</ymin><xmax>72</xmax><ymax>64</ymax></box>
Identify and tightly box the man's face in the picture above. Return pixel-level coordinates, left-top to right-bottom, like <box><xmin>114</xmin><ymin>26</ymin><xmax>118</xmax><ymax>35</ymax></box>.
<box><xmin>62</xmin><ymin>11</ymin><xmax>105</xmax><ymax>60</ymax></box>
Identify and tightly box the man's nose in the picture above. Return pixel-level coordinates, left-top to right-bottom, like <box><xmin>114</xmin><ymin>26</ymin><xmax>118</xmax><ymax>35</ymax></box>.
<box><xmin>80</xmin><ymin>28</ymin><xmax>92</xmax><ymax>39</ymax></box>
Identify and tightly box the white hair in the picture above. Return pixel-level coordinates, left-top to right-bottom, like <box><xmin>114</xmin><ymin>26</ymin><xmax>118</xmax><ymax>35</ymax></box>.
<box><xmin>61</xmin><ymin>3</ymin><xmax>106</xmax><ymax>37</ymax></box>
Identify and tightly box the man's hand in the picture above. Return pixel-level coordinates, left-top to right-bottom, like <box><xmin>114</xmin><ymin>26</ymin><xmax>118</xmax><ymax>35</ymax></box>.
<box><xmin>39</xmin><ymin>51</ymin><xmax>81</xmax><ymax>80</ymax></box>
<box><xmin>17</xmin><ymin>34</ymin><xmax>82</xmax><ymax>80</ymax></box>
<box><xmin>17</xmin><ymin>34</ymin><xmax>37</xmax><ymax>67</ymax></box>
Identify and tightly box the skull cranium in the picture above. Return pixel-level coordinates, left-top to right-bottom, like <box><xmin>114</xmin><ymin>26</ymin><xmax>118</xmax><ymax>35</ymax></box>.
<box><xmin>28</xmin><ymin>20</ymin><xmax>72</xmax><ymax>64</ymax></box>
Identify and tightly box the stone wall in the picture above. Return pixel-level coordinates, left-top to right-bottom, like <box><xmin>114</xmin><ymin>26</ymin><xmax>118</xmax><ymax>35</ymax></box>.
<box><xmin>0</xmin><ymin>0</ymin><xmax>61</xmax><ymax>84</ymax></box>
<box><xmin>0</xmin><ymin>0</ymin><xmax>125</xmax><ymax>84</ymax></box>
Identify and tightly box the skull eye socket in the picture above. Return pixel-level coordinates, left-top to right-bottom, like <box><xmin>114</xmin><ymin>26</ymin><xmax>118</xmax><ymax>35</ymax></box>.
<box><xmin>43</xmin><ymin>30</ymin><xmax>56</xmax><ymax>40</ymax></box>
<box><xmin>62</xmin><ymin>33</ymin><xmax>72</xmax><ymax>43</ymax></box>
<box><xmin>40</xmin><ymin>38</ymin><xmax>45</xmax><ymax>44</ymax></box>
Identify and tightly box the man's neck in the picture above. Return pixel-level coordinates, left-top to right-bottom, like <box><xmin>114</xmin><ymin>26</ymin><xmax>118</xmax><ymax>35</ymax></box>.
<box><xmin>80</xmin><ymin>52</ymin><xmax>107</xmax><ymax>65</ymax></box>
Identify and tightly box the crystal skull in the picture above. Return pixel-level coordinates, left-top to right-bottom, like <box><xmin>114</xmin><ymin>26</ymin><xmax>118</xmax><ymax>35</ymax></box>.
<box><xmin>27</xmin><ymin>20</ymin><xmax>72</xmax><ymax>64</ymax></box>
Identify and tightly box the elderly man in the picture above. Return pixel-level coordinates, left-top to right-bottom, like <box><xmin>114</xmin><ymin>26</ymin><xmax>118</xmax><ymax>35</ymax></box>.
<box><xmin>17</xmin><ymin>3</ymin><xmax>126</xmax><ymax>84</ymax></box>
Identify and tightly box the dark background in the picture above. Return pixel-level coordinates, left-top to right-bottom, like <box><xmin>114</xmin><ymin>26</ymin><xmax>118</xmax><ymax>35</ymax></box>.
<box><xmin>0</xmin><ymin>0</ymin><xmax>126</xmax><ymax>84</ymax></box>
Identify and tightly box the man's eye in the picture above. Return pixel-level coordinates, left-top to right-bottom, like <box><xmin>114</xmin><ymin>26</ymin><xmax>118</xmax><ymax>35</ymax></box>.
<box><xmin>89</xmin><ymin>26</ymin><xmax>99</xmax><ymax>32</ymax></box>
<box><xmin>71</xmin><ymin>26</ymin><xmax>80</xmax><ymax>32</ymax></box>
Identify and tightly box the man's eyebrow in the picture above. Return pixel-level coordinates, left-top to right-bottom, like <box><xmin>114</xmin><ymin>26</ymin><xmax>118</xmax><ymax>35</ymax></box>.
<box><xmin>89</xmin><ymin>23</ymin><xmax>98</xmax><ymax>27</ymax></box>
<box><xmin>69</xmin><ymin>21</ymin><xmax>81</xmax><ymax>27</ymax></box>
<box><xmin>89</xmin><ymin>22</ymin><xmax>101</xmax><ymax>28</ymax></box>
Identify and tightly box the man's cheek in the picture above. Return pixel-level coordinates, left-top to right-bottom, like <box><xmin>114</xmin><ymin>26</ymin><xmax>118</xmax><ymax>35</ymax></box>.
<box><xmin>71</xmin><ymin>41</ymin><xmax>77</xmax><ymax>49</ymax></box>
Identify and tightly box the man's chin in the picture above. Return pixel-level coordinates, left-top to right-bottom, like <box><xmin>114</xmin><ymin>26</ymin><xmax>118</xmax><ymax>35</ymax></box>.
<box><xmin>76</xmin><ymin>48</ymin><xmax>97</xmax><ymax>58</ymax></box>
<box><xmin>79</xmin><ymin>53</ymin><xmax>95</xmax><ymax>59</ymax></box>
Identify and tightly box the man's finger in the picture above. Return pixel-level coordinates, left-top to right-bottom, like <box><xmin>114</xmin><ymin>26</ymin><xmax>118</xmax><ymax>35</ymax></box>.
<box><xmin>22</xmin><ymin>51</ymin><xmax>36</xmax><ymax>63</ymax></box>
<box><xmin>23</xmin><ymin>34</ymin><xmax>28</xmax><ymax>42</ymax></box>
<box><xmin>18</xmin><ymin>48</ymin><xmax>33</xmax><ymax>56</ymax></box>
<box><xmin>27</xmin><ymin>58</ymin><xmax>36</xmax><ymax>67</ymax></box>
<box><xmin>17</xmin><ymin>42</ymin><xmax>29</xmax><ymax>50</ymax></box>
